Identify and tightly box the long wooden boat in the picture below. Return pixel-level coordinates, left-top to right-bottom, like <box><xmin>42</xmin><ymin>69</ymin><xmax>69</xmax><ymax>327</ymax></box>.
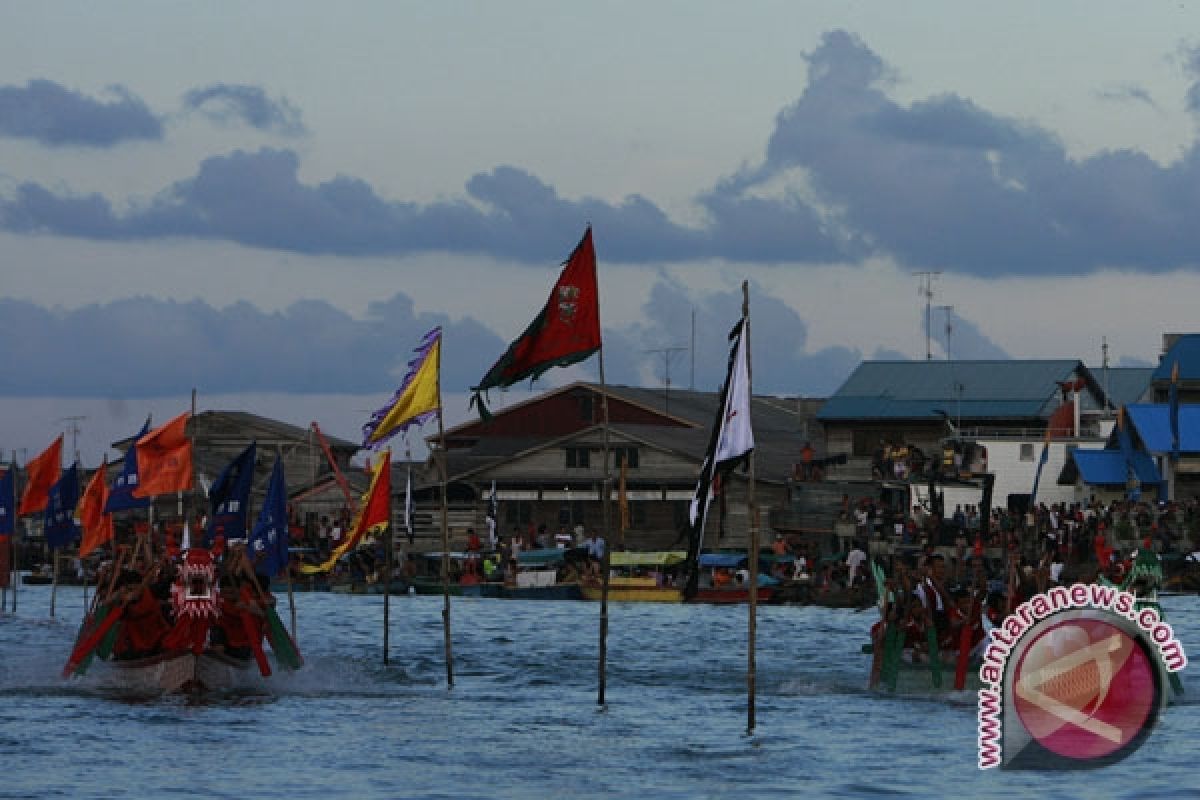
<box><xmin>108</xmin><ymin>649</ymin><xmax>258</xmax><ymax>694</ymax></box>
<box><xmin>581</xmin><ymin>576</ymin><xmax>683</xmax><ymax>603</ymax></box>
<box><xmin>688</xmin><ymin>552</ymin><xmax>779</xmax><ymax>604</ymax></box>
<box><xmin>690</xmin><ymin>585</ymin><xmax>776</xmax><ymax>604</ymax></box>
<box><xmin>65</xmin><ymin>546</ymin><xmax>303</xmax><ymax>695</ymax></box>
<box><xmin>580</xmin><ymin>551</ymin><xmax>685</xmax><ymax>603</ymax></box>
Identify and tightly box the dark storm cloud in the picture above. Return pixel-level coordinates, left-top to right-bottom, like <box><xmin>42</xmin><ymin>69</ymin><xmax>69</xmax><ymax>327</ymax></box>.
<box><xmin>182</xmin><ymin>84</ymin><xmax>306</xmax><ymax>136</ymax></box>
<box><xmin>0</xmin><ymin>79</ymin><xmax>162</xmax><ymax>146</ymax></box>
<box><xmin>8</xmin><ymin>31</ymin><xmax>1200</xmax><ymax>274</ymax></box>
<box><xmin>0</xmin><ymin>294</ymin><xmax>505</xmax><ymax>397</ymax></box>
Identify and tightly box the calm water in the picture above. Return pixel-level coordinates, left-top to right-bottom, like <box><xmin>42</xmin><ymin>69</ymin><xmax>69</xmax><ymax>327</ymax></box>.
<box><xmin>1</xmin><ymin>583</ymin><xmax>1197</xmax><ymax>799</ymax></box>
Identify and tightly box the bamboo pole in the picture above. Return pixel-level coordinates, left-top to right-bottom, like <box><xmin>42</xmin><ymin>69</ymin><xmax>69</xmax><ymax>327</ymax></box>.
<box><xmin>742</xmin><ymin>280</ymin><xmax>758</xmax><ymax>735</ymax></box>
<box><xmin>383</xmin><ymin>484</ymin><xmax>392</xmax><ymax>666</ymax></box>
<box><xmin>50</xmin><ymin>551</ymin><xmax>60</xmax><ymax>618</ymax></box>
<box><xmin>436</xmin><ymin>407</ymin><xmax>454</xmax><ymax>687</ymax></box>
<box><xmin>597</xmin><ymin>348</ymin><xmax>612</xmax><ymax>706</ymax></box>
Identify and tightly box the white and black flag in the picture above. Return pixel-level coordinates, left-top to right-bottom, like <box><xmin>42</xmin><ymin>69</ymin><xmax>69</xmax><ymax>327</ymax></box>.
<box><xmin>685</xmin><ymin>317</ymin><xmax>754</xmax><ymax>597</ymax></box>
<box><xmin>485</xmin><ymin>480</ymin><xmax>498</xmax><ymax>549</ymax></box>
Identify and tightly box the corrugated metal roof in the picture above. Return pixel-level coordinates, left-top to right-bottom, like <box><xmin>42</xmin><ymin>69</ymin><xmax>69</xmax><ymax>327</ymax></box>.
<box><xmin>1095</xmin><ymin>368</ymin><xmax>1152</xmax><ymax>409</ymax></box>
<box><xmin>1125</xmin><ymin>403</ymin><xmax>1200</xmax><ymax>453</ymax></box>
<box><xmin>1072</xmin><ymin>448</ymin><xmax>1161</xmax><ymax>486</ymax></box>
<box><xmin>818</xmin><ymin>360</ymin><xmax>1085</xmax><ymax>421</ymax></box>
<box><xmin>1153</xmin><ymin>334</ymin><xmax>1200</xmax><ymax>381</ymax></box>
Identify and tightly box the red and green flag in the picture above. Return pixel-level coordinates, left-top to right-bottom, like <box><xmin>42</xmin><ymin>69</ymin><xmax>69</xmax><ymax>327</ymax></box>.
<box><xmin>471</xmin><ymin>227</ymin><xmax>601</xmax><ymax>419</ymax></box>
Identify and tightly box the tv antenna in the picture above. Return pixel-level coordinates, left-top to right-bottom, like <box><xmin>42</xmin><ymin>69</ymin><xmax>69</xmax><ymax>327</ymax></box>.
<box><xmin>914</xmin><ymin>271</ymin><xmax>941</xmax><ymax>360</ymax></box>
<box><xmin>58</xmin><ymin>416</ymin><xmax>87</xmax><ymax>464</ymax></box>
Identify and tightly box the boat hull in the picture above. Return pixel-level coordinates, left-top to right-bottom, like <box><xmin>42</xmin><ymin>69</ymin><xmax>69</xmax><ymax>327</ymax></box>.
<box><xmin>688</xmin><ymin>586</ymin><xmax>776</xmax><ymax>604</ymax></box>
<box><xmin>580</xmin><ymin>577</ymin><xmax>682</xmax><ymax>603</ymax></box>
<box><xmin>502</xmin><ymin>584</ymin><xmax>582</xmax><ymax>600</ymax></box>
<box><xmin>107</xmin><ymin>650</ymin><xmax>257</xmax><ymax>694</ymax></box>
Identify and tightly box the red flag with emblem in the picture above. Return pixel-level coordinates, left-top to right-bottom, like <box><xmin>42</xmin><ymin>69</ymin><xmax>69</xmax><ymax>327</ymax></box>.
<box><xmin>471</xmin><ymin>227</ymin><xmax>601</xmax><ymax>418</ymax></box>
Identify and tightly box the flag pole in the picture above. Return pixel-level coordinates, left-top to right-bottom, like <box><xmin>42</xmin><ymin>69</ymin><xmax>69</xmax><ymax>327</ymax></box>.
<box><xmin>11</xmin><ymin>460</ymin><xmax>19</xmax><ymax>613</ymax></box>
<box><xmin>597</xmin><ymin>345</ymin><xmax>613</xmax><ymax>706</ymax></box>
<box><xmin>437</xmin><ymin>402</ymin><xmax>454</xmax><ymax>687</ymax></box>
<box><xmin>383</xmin><ymin>452</ymin><xmax>392</xmax><ymax>666</ymax></box>
<box><xmin>742</xmin><ymin>280</ymin><xmax>758</xmax><ymax>735</ymax></box>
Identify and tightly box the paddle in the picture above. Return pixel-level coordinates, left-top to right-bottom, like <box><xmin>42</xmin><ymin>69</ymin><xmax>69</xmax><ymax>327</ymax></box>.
<box><xmin>235</xmin><ymin>549</ymin><xmax>303</xmax><ymax>670</ymax></box>
<box><xmin>238</xmin><ymin>608</ymin><xmax>272</xmax><ymax>677</ymax></box>
<box><xmin>66</xmin><ymin>547</ymin><xmax>131</xmax><ymax>677</ymax></box>
<box><xmin>63</xmin><ymin>603</ymin><xmax>125</xmax><ymax>677</ymax></box>
<box><xmin>927</xmin><ymin>625</ymin><xmax>942</xmax><ymax>689</ymax></box>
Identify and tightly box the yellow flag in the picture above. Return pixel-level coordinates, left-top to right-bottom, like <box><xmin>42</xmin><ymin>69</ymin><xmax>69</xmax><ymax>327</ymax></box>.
<box><xmin>362</xmin><ymin>329</ymin><xmax>442</xmax><ymax>448</ymax></box>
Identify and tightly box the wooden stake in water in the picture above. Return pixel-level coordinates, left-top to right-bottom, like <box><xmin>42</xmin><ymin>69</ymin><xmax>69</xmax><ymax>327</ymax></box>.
<box><xmin>597</xmin><ymin>346</ymin><xmax>613</xmax><ymax>706</ymax></box>
<box><xmin>742</xmin><ymin>280</ymin><xmax>758</xmax><ymax>735</ymax></box>
<box><xmin>436</xmin><ymin>406</ymin><xmax>454</xmax><ymax>687</ymax></box>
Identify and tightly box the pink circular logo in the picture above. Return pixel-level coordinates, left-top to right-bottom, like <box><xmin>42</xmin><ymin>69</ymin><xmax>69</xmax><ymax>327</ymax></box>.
<box><xmin>1013</xmin><ymin>618</ymin><xmax>1157</xmax><ymax>761</ymax></box>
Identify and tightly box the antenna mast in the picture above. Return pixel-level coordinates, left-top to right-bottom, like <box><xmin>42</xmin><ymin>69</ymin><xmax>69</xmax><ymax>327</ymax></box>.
<box><xmin>645</xmin><ymin>345</ymin><xmax>687</xmax><ymax>415</ymax></box>
<box><xmin>914</xmin><ymin>271</ymin><xmax>941</xmax><ymax>360</ymax></box>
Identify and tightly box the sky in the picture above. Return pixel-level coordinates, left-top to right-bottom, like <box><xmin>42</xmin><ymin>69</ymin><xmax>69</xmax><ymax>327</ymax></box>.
<box><xmin>4</xmin><ymin>2</ymin><xmax>1200</xmax><ymax>465</ymax></box>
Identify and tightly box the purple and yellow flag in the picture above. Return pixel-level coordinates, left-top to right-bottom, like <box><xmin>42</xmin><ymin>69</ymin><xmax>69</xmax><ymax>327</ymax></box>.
<box><xmin>362</xmin><ymin>327</ymin><xmax>442</xmax><ymax>449</ymax></box>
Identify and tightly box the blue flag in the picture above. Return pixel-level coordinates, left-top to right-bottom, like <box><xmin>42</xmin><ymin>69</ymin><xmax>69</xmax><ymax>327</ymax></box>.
<box><xmin>105</xmin><ymin>418</ymin><xmax>152</xmax><ymax>513</ymax></box>
<box><xmin>0</xmin><ymin>466</ymin><xmax>14</xmax><ymax>536</ymax></box>
<box><xmin>207</xmin><ymin>442</ymin><xmax>257</xmax><ymax>546</ymax></box>
<box><xmin>45</xmin><ymin>465</ymin><xmax>80</xmax><ymax>550</ymax></box>
<box><xmin>249</xmin><ymin>456</ymin><xmax>288</xmax><ymax>577</ymax></box>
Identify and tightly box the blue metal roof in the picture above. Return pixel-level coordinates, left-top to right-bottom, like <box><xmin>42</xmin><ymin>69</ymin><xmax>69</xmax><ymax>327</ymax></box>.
<box><xmin>1153</xmin><ymin>335</ymin><xmax>1200</xmax><ymax>381</ymax></box>
<box><xmin>1125</xmin><ymin>403</ymin><xmax>1200</xmax><ymax>453</ymax></box>
<box><xmin>1088</xmin><ymin>368</ymin><xmax>1151</xmax><ymax>410</ymax></box>
<box><xmin>818</xmin><ymin>360</ymin><xmax>1087</xmax><ymax>421</ymax></box>
<box><xmin>1071</xmin><ymin>448</ymin><xmax>1161</xmax><ymax>486</ymax></box>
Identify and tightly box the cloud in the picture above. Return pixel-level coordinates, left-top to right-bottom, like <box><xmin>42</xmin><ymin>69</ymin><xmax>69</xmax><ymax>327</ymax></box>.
<box><xmin>182</xmin><ymin>83</ymin><xmax>306</xmax><ymax>136</ymax></box>
<box><xmin>935</xmin><ymin>308</ymin><xmax>1010</xmax><ymax>360</ymax></box>
<box><xmin>9</xmin><ymin>31</ymin><xmax>1200</xmax><ymax>275</ymax></box>
<box><xmin>1096</xmin><ymin>84</ymin><xmax>1158</xmax><ymax>110</ymax></box>
<box><xmin>0</xmin><ymin>294</ymin><xmax>505</xmax><ymax>397</ymax></box>
<box><xmin>605</xmin><ymin>279</ymin><xmax>864</xmax><ymax>396</ymax></box>
<box><xmin>0</xmin><ymin>279</ymin><xmax>884</xmax><ymax>399</ymax></box>
<box><xmin>0</xmin><ymin>79</ymin><xmax>162</xmax><ymax>146</ymax></box>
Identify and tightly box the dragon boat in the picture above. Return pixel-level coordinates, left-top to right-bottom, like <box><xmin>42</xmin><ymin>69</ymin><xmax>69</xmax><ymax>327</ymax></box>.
<box><xmin>64</xmin><ymin>546</ymin><xmax>302</xmax><ymax>694</ymax></box>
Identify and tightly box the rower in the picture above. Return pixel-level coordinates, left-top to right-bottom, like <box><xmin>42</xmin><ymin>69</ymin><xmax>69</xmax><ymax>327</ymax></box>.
<box><xmin>914</xmin><ymin>554</ymin><xmax>951</xmax><ymax>644</ymax></box>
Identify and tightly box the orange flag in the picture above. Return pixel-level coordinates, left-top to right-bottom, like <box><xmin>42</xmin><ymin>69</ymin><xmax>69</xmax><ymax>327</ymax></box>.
<box><xmin>134</xmin><ymin>412</ymin><xmax>193</xmax><ymax>498</ymax></box>
<box><xmin>18</xmin><ymin>435</ymin><xmax>63</xmax><ymax>516</ymax></box>
<box><xmin>78</xmin><ymin>459</ymin><xmax>114</xmax><ymax>557</ymax></box>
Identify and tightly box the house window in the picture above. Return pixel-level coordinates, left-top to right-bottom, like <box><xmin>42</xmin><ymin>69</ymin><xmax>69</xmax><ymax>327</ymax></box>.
<box><xmin>566</xmin><ymin>447</ymin><xmax>591</xmax><ymax>468</ymax></box>
<box><xmin>613</xmin><ymin>447</ymin><xmax>639</xmax><ymax>469</ymax></box>
<box><xmin>1019</xmin><ymin>443</ymin><xmax>1034</xmax><ymax>462</ymax></box>
<box><xmin>578</xmin><ymin>395</ymin><xmax>594</xmax><ymax>422</ymax></box>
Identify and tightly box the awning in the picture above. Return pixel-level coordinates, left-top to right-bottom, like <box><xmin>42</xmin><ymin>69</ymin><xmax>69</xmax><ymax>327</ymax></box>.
<box><xmin>609</xmin><ymin>550</ymin><xmax>687</xmax><ymax>567</ymax></box>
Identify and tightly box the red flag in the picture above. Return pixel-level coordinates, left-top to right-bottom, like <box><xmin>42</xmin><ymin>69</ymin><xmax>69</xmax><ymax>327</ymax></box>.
<box><xmin>299</xmin><ymin>450</ymin><xmax>390</xmax><ymax>574</ymax></box>
<box><xmin>471</xmin><ymin>227</ymin><xmax>601</xmax><ymax>416</ymax></box>
<box><xmin>134</xmin><ymin>412</ymin><xmax>193</xmax><ymax>497</ymax></box>
<box><xmin>18</xmin><ymin>435</ymin><xmax>63</xmax><ymax>516</ymax></box>
<box><xmin>78</xmin><ymin>459</ymin><xmax>114</xmax><ymax>557</ymax></box>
